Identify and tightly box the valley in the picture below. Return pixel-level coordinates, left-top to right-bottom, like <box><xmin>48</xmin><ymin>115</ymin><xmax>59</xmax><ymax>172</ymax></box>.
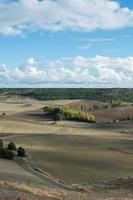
<box><xmin>0</xmin><ymin>91</ymin><xmax>132</xmax><ymax>199</ymax></box>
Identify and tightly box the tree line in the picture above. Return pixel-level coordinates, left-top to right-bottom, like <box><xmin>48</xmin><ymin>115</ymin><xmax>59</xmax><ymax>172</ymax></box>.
<box><xmin>0</xmin><ymin>88</ymin><xmax>133</xmax><ymax>102</ymax></box>
<box><xmin>43</xmin><ymin>106</ymin><xmax>96</xmax><ymax>122</ymax></box>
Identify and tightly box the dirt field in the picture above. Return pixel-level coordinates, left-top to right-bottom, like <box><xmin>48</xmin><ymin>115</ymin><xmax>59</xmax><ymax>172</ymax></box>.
<box><xmin>11</xmin><ymin>122</ymin><xmax>133</xmax><ymax>184</ymax></box>
<box><xmin>0</xmin><ymin>98</ymin><xmax>133</xmax><ymax>199</ymax></box>
<box><xmin>93</xmin><ymin>106</ymin><xmax>133</xmax><ymax>122</ymax></box>
<box><xmin>68</xmin><ymin>99</ymin><xmax>133</xmax><ymax>123</ymax></box>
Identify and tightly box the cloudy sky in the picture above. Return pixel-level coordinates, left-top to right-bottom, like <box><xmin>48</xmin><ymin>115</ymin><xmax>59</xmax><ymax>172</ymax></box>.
<box><xmin>0</xmin><ymin>0</ymin><xmax>133</xmax><ymax>87</ymax></box>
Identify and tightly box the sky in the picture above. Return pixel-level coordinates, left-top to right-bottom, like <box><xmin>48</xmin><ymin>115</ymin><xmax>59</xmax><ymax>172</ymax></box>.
<box><xmin>0</xmin><ymin>0</ymin><xmax>133</xmax><ymax>88</ymax></box>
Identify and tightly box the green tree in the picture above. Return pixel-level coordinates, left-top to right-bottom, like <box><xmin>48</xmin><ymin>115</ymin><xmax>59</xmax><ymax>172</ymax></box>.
<box><xmin>17</xmin><ymin>147</ymin><xmax>26</xmax><ymax>157</ymax></box>
<box><xmin>7</xmin><ymin>142</ymin><xmax>17</xmax><ymax>151</ymax></box>
<box><xmin>0</xmin><ymin>139</ymin><xmax>3</xmax><ymax>150</ymax></box>
<box><xmin>53</xmin><ymin>112</ymin><xmax>64</xmax><ymax>121</ymax></box>
<box><xmin>6</xmin><ymin>150</ymin><xmax>14</xmax><ymax>160</ymax></box>
<box><xmin>1</xmin><ymin>148</ymin><xmax>14</xmax><ymax>160</ymax></box>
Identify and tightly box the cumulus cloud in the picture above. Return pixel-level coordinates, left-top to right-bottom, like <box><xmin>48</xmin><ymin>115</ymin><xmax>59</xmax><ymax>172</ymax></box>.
<box><xmin>0</xmin><ymin>55</ymin><xmax>133</xmax><ymax>87</ymax></box>
<box><xmin>0</xmin><ymin>0</ymin><xmax>133</xmax><ymax>35</ymax></box>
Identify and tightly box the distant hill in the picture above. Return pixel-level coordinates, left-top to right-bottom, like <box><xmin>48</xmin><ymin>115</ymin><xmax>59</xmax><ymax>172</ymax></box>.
<box><xmin>0</xmin><ymin>88</ymin><xmax>133</xmax><ymax>102</ymax></box>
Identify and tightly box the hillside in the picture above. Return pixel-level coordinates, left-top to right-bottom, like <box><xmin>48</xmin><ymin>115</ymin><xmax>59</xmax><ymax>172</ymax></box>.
<box><xmin>0</xmin><ymin>88</ymin><xmax>133</xmax><ymax>102</ymax></box>
<box><xmin>0</xmin><ymin>90</ymin><xmax>132</xmax><ymax>199</ymax></box>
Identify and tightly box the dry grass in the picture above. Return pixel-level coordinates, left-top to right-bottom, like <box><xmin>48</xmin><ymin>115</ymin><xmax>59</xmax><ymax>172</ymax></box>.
<box><xmin>2</xmin><ymin>197</ymin><xmax>36</xmax><ymax>200</ymax></box>
<box><xmin>1</xmin><ymin>181</ymin><xmax>133</xmax><ymax>200</ymax></box>
<box><xmin>0</xmin><ymin>180</ymin><xmax>90</xmax><ymax>200</ymax></box>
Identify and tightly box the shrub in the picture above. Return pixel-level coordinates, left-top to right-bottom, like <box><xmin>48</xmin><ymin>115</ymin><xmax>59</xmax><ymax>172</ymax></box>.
<box><xmin>7</xmin><ymin>142</ymin><xmax>17</xmax><ymax>151</ymax></box>
<box><xmin>2</xmin><ymin>112</ymin><xmax>6</xmax><ymax>116</ymax></box>
<box><xmin>1</xmin><ymin>148</ymin><xmax>14</xmax><ymax>160</ymax></box>
<box><xmin>17</xmin><ymin>147</ymin><xmax>26</xmax><ymax>157</ymax></box>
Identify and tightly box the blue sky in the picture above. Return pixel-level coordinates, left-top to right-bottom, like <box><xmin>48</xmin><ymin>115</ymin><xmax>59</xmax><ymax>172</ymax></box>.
<box><xmin>0</xmin><ymin>0</ymin><xmax>133</xmax><ymax>87</ymax></box>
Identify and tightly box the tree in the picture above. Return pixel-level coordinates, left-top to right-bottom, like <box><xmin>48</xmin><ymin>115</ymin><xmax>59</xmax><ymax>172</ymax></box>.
<box><xmin>1</xmin><ymin>148</ymin><xmax>14</xmax><ymax>160</ymax></box>
<box><xmin>7</xmin><ymin>142</ymin><xmax>17</xmax><ymax>151</ymax></box>
<box><xmin>17</xmin><ymin>147</ymin><xmax>26</xmax><ymax>157</ymax></box>
<box><xmin>6</xmin><ymin>150</ymin><xmax>14</xmax><ymax>160</ymax></box>
<box><xmin>0</xmin><ymin>139</ymin><xmax>3</xmax><ymax>150</ymax></box>
<box><xmin>53</xmin><ymin>112</ymin><xmax>64</xmax><ymax>121</ymax></box>
<box><xmin>48</xmin><ymin>105</ymin><xmax>96</xmax><ymax>123</ymax></box>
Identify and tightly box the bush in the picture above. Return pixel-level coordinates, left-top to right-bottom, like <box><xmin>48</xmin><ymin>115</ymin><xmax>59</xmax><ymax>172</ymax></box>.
<box><xmin>1</xmin><ymin>148</ymin><xmax>14</xmax><ymax>160</ymax></box>
<box><xmin>17</xmin><ymin>147</ymin><xmax>26</xmax><ymax>157</ymax></box>
<box><xmin>0</xmin><ymin>139</ymin><xmax>3</xmax><ymax>150</ymax></box>
<box><xmin>2</xmin><ymin>112</ymin><xmax>6</xmax><ymax>116</ymax></box>
<box><xmin>7</xmin><ymin>142</ymin><xmax>17</xmax><ymax>151</ymax></box>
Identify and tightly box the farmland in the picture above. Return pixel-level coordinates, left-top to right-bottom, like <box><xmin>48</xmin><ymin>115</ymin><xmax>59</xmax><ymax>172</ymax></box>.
<box><xmin>0</xmin><ymin>89</ymin><xmax>133</xmax><ymax>199</ymax></box>
<box><xmin>11</xmin><ymin>121</ymin><xmax>133</xmax><ymax>184</ymax></box>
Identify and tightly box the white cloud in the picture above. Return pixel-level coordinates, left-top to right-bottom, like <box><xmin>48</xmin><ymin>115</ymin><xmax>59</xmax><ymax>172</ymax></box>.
<box><xmin>0</xmin><ymin>55</ymin><xmax>133</xmax><ymax>87</ymax></box>
<box><xmin>0</xmin><ymin>0</ymin><xmax>133</xmax><ymax>35</ymax></box>
<box><xmin>12</xmin><ymin>57</ymin><xmax>47</xmax><ymax>84</ymax></box>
